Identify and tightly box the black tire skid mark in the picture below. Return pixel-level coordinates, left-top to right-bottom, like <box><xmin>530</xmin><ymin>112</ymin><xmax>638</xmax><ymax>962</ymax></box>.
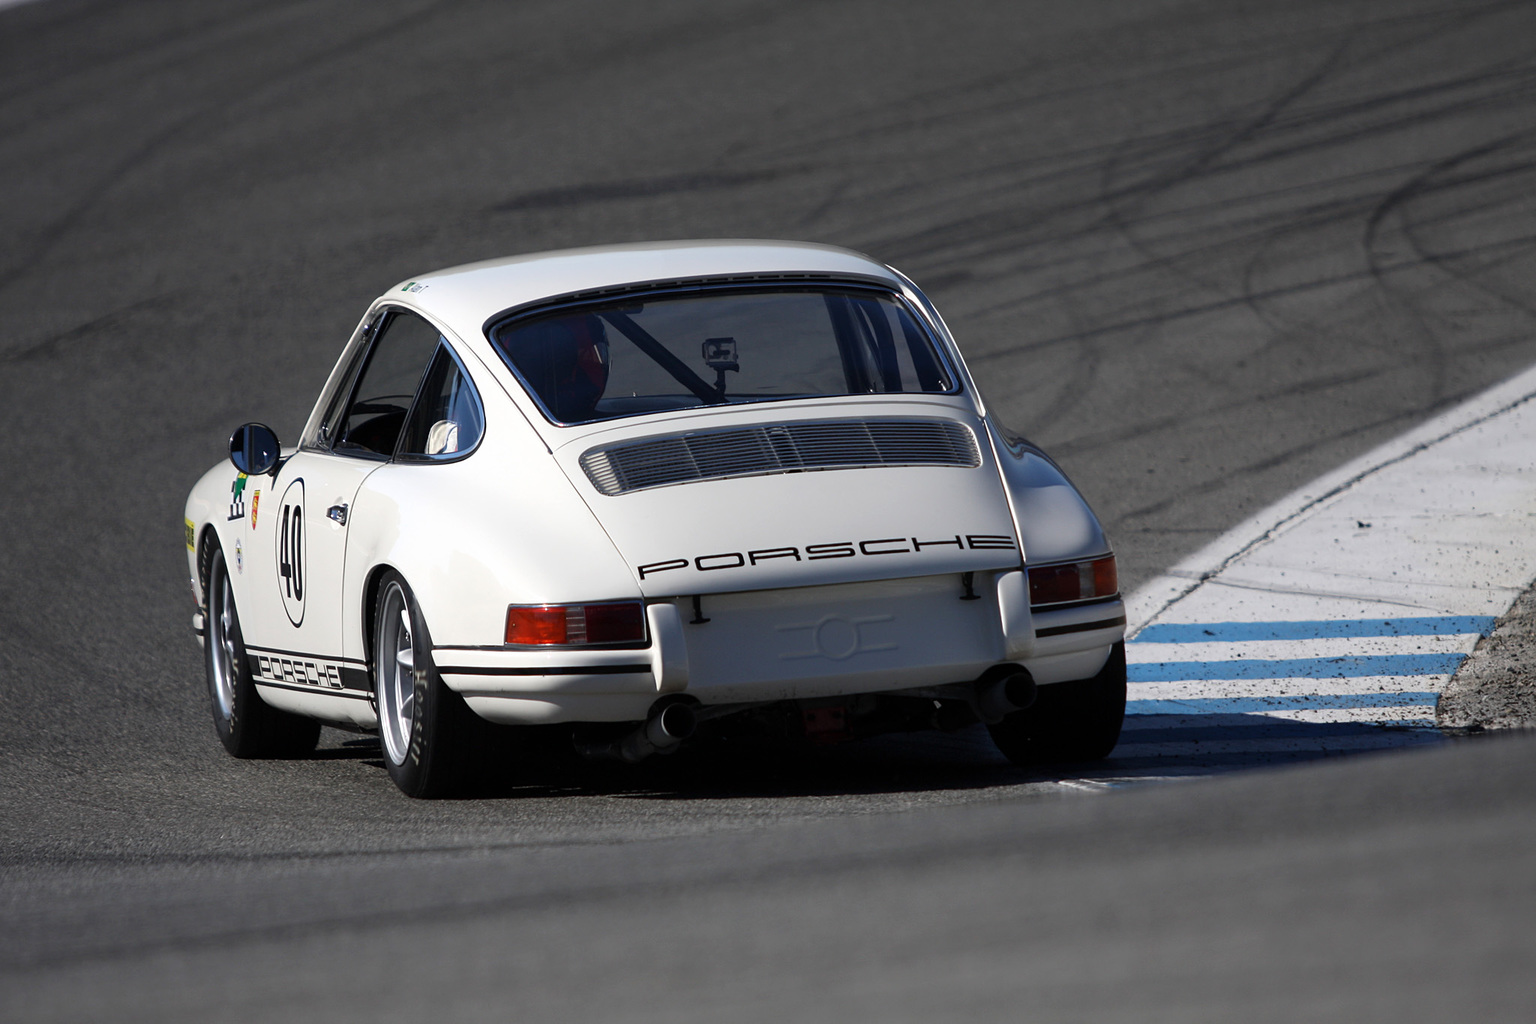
<box><xmin>775</xmin><ymin>4</ymin><xmax>1510</xmax><ymax>273</ymax></box>
<box><xmin>1108</xmin><ymin>399</ymin><xmax>1471</xmax><ymax>528</ymax></box>
<box><xmin>0</xmin><ymin>0</ymin><xmax>307</xmax><ymax>111</ymax></box>
<box><xmin>767</xmin><ymin>15</ymin><xmax>1373</xmax><ymax>283</ymax></box>
<box><xmin>1102</xmin><ymin>7</ymin><xmax>1523</xmax><ymax>340</ymax></box>
<box><xmin>1362</xmin><ymin>132</ymin><xmax>1536</xmax><ymax>407</ymax></box>
<box><xmin>956</xmin><ymin>120</ymin><xmax>1526</xmax><ymax>327</ymax></box>
<box><xmin>1096</xmin><ymin>34</ymin><xmax>1352</xmax><ymax>310</ymax></box>
<box><xmin>0</xmin><ymin>294</ymin><xmax>181</xmax><ymax>365</ymax></box>
<box><xmin>885</xmin><ymin>4</ymin><xmax>1501</xmax><ymax>279</ymax></box>
<box><xmin>963</xmin><ymin>126</ymin><xmax>1536</xmax><ymax>360</ymax></box>
<box><xmin>961</xmin><ymin>217</ymin><xmax>1536</xmax><ymax>371</ymax></box>
<box><xmin>1373</xmin><ymin>136</ymin><xmax>1536</xmax><ymax>322</ymax></box>
<box><xmin>1048</xmin><ymin>366</ymin><xmax>1385</xmax><ymax>463</ymax></box>
<box><xmin>975</xmin><ymin>7</ymin><xmax>1536</xmax><ymax>362</ymax></box>
<box><xmin>0</xmin><ymin>0</ymin><xmax>461</xmax><ymax>299</ymax></box>
<box><xmin>1007</xmin><ymin>280</ymin><xmax>1117</xmax><ymax>438</ymax></box>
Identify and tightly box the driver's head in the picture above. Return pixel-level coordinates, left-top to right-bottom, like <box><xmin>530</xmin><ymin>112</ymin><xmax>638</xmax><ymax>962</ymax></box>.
<box><xmin>502</xmin><ymin>313</ymin><xmax>609</xmax><ymax>421</ymax></box>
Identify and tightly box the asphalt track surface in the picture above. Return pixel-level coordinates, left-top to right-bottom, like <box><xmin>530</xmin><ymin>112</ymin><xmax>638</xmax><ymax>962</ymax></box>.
<box><xmin>3</xmin><ymin>0</ymin><xmax>1536</xmax><ymax>1019</ymax></box>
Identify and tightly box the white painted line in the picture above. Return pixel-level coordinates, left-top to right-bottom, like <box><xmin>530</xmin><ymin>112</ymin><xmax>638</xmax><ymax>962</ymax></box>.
<box><xmin>1233</xmin><ymin>707</ymin><xmax>1436</xmax><ymax>725</ymax></box>
<box><xmin>1126</xmin><ymin>361</ymin><xmax>1536</xmax><ymax>632</ymax></box>
<box><xmin>1130</xmin><ymin>634</ymin><xmax>1478</xmax><ymax>662</ymax></box>
<box><xmin>1129</xmin><ymin>676</ymin><xmax>1456</xmax><ymax>700</ymax></box>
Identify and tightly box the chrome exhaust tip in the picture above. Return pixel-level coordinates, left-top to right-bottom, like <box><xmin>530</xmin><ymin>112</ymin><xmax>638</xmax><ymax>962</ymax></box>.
<box><xmin>575</xmin><ymin>699</ymin><xmax>699</xmax><ymax>763</ymax></box>
<box><xmin>975</xmin><ymin>665</ymin><xmax>1037</xmax><ymax>723</ymax></box>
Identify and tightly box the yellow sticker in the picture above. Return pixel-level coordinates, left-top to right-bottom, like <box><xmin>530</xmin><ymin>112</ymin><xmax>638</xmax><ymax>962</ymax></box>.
<box><xmin>184</xmin><ymin>518</ymin><xmax>196</xmax><ymax>551</ymax></box>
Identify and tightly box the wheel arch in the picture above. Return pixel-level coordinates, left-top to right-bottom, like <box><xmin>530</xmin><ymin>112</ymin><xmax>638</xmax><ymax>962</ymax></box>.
<box><xmin>196</xmin><ymin>523</ymin><xmax>223</xmax><ymax>604</ymax></box>
<box><xmin>360</xmin><ymin>561</ymin><xmax>406</xmax><ymax>674</ymax></box>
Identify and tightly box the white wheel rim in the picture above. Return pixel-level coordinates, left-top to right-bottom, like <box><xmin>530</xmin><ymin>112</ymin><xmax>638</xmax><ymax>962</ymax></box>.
<box><xmin>377</xmin><ymin>583</ymin><xmax>416</xmax><ymax>766</ymax></box>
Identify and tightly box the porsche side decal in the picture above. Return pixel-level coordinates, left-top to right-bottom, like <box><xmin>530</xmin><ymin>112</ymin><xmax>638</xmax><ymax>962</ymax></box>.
<box><xmin>637</xmin><ymin>533</ymin><xmax>1017</xmax><ymax>579</ymax></box>
<box><xmin>247</xmin><ymin>648</ymin><xmax>370</xmax><ymax>692</ymax></box>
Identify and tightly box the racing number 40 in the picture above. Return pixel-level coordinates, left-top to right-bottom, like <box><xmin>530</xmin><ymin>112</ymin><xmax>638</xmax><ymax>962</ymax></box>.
<box><xmin>279</xmin><ymin>504</ymin><xmax>304</xmax><ymax>601</ymax></box>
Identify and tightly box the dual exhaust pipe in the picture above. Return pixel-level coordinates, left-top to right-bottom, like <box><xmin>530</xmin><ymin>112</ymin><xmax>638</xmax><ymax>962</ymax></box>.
<box><xmin>577</xmin><ymin>664</ymin><xmax>1035</xmax><ymax>761</ymax></box>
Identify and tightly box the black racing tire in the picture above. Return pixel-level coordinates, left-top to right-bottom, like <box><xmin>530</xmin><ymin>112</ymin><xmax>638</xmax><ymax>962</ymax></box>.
<box><xmin>987</xmin><ymin>642</ymin><xmax>1127</xmax><ymax>765</ymax></box>
<box><xmin>204</xmin><ymin>547</ymin><xmax>321</xmax><ymax>758</ymax></box>
<box><xmin>373</xmin><ymin>570</ymin><xmax>484</xmax><ymax>798</ymax></box>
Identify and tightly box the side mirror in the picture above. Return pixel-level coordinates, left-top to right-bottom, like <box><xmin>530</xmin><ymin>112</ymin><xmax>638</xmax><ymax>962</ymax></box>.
<box><xmin>229</xmin><ymin>422</ymin><xmax>281</xmax><ymax>476</ymax></box>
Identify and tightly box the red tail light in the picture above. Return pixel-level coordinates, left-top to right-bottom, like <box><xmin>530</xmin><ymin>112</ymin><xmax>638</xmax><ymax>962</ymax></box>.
<box><xmin>1028</xmin><ymin>555</ymin><xmax>1118</xmax><ymax>607</ymax></box>
<box><xmin>505</xmin><ymin>602</ymin><xmax>646</xmax><ymax>646</ymax></box>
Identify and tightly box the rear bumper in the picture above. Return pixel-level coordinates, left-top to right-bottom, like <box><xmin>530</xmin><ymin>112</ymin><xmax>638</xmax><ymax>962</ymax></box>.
<box><xmin>443</xmin><ymin>572</ymin><xmax>1124</xmax><ymax>725</ymax></box>
<box><xmin>435</xmin><ymin>646</ymin><xmax>660</xmax><ymax>724</ymax></box>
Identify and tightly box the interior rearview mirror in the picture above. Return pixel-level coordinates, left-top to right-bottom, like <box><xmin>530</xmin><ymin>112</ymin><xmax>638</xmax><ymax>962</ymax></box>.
<box><xmin>229</xmin><ymin>422</ymin><xmax>281</xmax><ymax>476</ymax></box>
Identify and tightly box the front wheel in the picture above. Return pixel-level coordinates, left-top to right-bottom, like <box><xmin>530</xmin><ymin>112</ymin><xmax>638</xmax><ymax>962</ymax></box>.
<box><xmin>205</xmin><ymin>547</ymin><xmax>320</xmax><ymax>758</ymax></box>
<box><xmin>374</xmin><ymin>571</ymin><xmax>483</xmax><ymax>797</ymax></box>
<box><xmin>988</xmin><ymin>642</ymin><xmax>1126</xmax><ymax>765</ymax></box>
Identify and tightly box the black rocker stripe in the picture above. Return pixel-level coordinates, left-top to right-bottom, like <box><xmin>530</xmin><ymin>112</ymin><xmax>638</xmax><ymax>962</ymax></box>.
<box><xmin>245</xmin><ymin>651</ymin><xmax>372</xmax><ymax>692</ymax></box>
<box><xmin>1034</xmin><ymin>614</ymin><xmax>1127</xmax><ymax>639</ymax></box>
<box><xmin>436</xmin><ymin>663</ymin><xmax>653</xmax><ymax>677</ymax></box>
<box><xmin>252</xmin><ymin>678</ymin><xmax>372</xmax><ymax>701</ymax></box>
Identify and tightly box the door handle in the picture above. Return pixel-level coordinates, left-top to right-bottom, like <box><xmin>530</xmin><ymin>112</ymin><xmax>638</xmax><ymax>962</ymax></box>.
<box><xmin>327</xmin><ymin>503</ymin><xmax>349</xmax><ymax>526</ymax></box>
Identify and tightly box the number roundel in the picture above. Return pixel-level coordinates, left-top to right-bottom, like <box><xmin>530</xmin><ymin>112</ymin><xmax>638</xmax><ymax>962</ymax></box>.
<box><xmin>277</xmin><ymin>478</ymin><xmax>306</xmax><ymax>627</ymax></box>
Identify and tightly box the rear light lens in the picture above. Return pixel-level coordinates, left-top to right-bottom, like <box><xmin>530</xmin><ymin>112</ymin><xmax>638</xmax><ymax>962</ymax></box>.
<box><xmin>1028</xmin><ymin>555</ymin><xmax>1118</xmax><ymax>607</ymax></box>
<box><xmin>505</xmin><ymin>601</ymin><xmax>647</xmax><ymax>646</ymax></box>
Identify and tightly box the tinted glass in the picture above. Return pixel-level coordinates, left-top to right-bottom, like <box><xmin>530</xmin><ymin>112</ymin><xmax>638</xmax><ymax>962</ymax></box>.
<box><xmin>399</xmin><ymin>346</ymin><xmax>485</xmax><ymax>459</ymax></box>
<box><xmin>335</xmin><ymin>311</ymin><xmax>442</xmax><ymax>456</ymax></box>
<box><xmin>489</xmin><ymin>286</ymin><xmax>952</xmax><ymax>425</ymax></box>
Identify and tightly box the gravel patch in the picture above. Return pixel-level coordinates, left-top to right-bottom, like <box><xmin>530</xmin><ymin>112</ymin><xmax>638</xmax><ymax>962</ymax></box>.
<box><xmin>1436</xmin><ymin>580</ymin><xmax>1536</xmax><ymax>731</ymax></box>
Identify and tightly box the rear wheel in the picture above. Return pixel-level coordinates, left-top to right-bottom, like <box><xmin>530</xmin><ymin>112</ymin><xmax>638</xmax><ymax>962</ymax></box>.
<box><xmin>374</xmin><ymin>571</ymin><xmax>483</xmax><ymax>797</ymax></box>
<box><xmin>205</xmin><ymin>547</ymin><xmax>321</xmax><ymax>758</ymax></box>
<box><xmin>988</xmin><ymin>642</ymin><xmax>1126</xmax><ymax>765</ymax></box>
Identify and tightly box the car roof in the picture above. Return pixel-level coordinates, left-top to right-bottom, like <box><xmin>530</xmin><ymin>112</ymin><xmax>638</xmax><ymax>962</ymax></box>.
<box><xmin>388</xmin><ymin>240</ymin><xmax>906</xmax><ymax>339</ymax></box>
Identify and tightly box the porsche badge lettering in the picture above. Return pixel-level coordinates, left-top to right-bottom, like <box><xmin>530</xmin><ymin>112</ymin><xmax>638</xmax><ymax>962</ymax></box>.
<box><xmin>277</xmin><ymin>478</ymin><xmax>306</xmax><ymax>627</ymax></box>
<box><xmin>636</xmin><ymin>534</ymin><xmax>1016</xmax><ymax>579</ymax></box>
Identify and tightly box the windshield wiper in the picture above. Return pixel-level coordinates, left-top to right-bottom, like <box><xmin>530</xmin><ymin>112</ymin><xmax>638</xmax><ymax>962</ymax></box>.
<box><xmin>599</xmin><ymin>311</ymin><xmax>723</xmax><ymax>405</ymax></box>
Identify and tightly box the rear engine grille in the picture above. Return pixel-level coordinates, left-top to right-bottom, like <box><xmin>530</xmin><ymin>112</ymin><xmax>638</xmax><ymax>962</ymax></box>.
<box><xmin>579</xmin><ymin>418</ymin><xmax>981</xmax><ymax>496</ymax></box>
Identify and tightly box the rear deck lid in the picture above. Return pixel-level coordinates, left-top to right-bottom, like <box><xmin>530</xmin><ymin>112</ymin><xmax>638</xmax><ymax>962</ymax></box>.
<box><xmin>552</xmin><ymin>400</ymin><xmax>1022</xmax><ymax>596</ymax></box>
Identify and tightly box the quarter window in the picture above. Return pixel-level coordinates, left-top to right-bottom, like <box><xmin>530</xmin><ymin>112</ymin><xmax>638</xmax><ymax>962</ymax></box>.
<box><xmin>399</xmin><ymin>346</ymin><xmax>485</xmax><ymax>459</ymax></box>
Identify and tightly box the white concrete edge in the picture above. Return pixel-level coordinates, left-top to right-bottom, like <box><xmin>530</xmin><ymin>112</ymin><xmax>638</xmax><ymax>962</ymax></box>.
<box><xmin>1125</xmin><ymin>360</ymin><xmax>1536</xmax><ymax>636</ymax></box>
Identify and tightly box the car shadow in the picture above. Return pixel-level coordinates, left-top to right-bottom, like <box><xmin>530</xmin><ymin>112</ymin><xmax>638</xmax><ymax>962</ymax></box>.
<box><xmin>318</xmin><ymin>712</ymin><xmax>1448</xmax><ymax>800</ymax></box>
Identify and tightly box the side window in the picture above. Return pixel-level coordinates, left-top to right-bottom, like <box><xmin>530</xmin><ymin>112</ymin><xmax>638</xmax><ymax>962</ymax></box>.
<box><xmin>315</xmin><ymin>326</ymin><xmax>377</xmax><ymax>449</ymax></box>
<box><xmin>334</xmin><ymin>311</ymin><xmax>443</xmax><ymax>457</ymax></box>
<box><xmin>399</xmin><ymin>345</ymin><xmax>486</xmax><ymax>459</ymax></box>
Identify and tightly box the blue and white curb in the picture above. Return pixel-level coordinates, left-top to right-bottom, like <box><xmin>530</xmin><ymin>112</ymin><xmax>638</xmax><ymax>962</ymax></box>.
<box><xmin>1108</xmin><ymin>364</ymin><xmax>1536</xmax><ymax>767</ymax></box>
<box><xmin>1127</xmin><ymin>616</ymin><xmax>1493</xmax><ymax>727</ymax></box>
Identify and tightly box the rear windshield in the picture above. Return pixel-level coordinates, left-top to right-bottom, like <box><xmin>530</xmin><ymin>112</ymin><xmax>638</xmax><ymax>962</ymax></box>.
<box><xmin>488</xmin><ymin>285</ymin><xmax>955</xmax><ymax>424</ymax></box>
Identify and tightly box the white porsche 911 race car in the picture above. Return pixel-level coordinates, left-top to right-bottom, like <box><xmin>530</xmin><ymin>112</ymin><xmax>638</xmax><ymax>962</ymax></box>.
<box><xmin>184</xmin><ymin>241</ymin><xmax>1126</xmax><ymax>796</ymax></box>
